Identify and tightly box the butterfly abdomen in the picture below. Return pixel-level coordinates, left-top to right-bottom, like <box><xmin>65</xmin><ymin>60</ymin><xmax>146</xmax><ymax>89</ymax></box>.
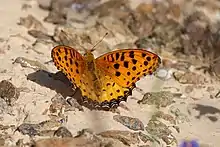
<box><xmin>84</xmin><ymin>56</ymin><xmax>103</xmax><ymax>96</ymax></box>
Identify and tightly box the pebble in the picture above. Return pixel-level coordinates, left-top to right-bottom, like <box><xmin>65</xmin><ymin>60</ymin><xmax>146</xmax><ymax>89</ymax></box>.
<box><xmin>113</xmin><ymin>115</ymin><xmax>144</xmax><ymax>131</ymax></box>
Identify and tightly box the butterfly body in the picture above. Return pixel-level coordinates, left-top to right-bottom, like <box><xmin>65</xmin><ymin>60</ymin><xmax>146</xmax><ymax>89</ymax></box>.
<box><xmin>51</xmin><ymin>45</ymin><xmax>161</xmax><ymax>110</ymax></box>
<box><xmin>83</xmin><ymin>51</ymin><xmax>102</xmax><ymax>98</ymax></box>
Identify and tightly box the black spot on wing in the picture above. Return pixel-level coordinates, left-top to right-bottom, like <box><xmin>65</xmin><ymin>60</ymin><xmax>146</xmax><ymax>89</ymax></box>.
<box><xmin>146</xmin><ymin>56</ymin><xmax>151</xmax><ymax>61</ymax></box>
<box><xmin>127</xmin><ymin>72</ymin><xmax>130</xmax><ymax>76</ymax></box>
<box><xmin>114</xmin><ymin>63</ymin><xmax>120</xmax><ymax>69</ymax></box>
<box><xmin>106</xmin><ymin>83</ymin><xmax>111</xmax><ymax>86</ymax></box>
<box><xmin>115</xmin><ymin>53</ymin><xmax>120</xmax><ymax>60</ymax></box>
<box><xmin>69</xmin><ymin>58</ymin><xmax>73</xmax><ymax>65</ymax></box>
<box><xmin>129</xmin><ymin>51</ymin><xmax>135</xmax><ymax>58</ymax></box>
<box><xmin>115</xmin><ymin>71</ymin><xmax>121</xmax><ymax>77</ymax></box>
<box><xmin>144</xmin><ymin>61</ymin><xmax>148</xmax><ymax>66</ymax></box>
<box><xmin>66</xmin><ymin>63</ymin><xmax>69</xmax><ymax>67</ymax></box>
<box><xmin>124</xmin><ymin>61</ymin><xmax>129</xmax><ymax>68</ymax></box>
<box><xmin>64</xmin><ymin>47</ymin><xmax>68</xmax><ymax>55</ymax></box>
<box><xmin>64</xmin><ymin>56</ymin><xmax>67</xmax><ymax>61</ymax></box>
<box><xmin>132</xmin><ymin>59</ymin><xmax>137</xmax><ymax>64</ymax></box>
<box><xmin>75</xmin><ymin>61</ymin><xmax>79</xmax><ymax>67</ymax></box>
<box><xmin>120</xmin><ymin>52</ymin><xmax>125</xmax><ymax>61</ymax></box>
<box><xmin>132</xmin><ymin>66</ymin><xmax>136</xmax><ymax>71</ymax></box>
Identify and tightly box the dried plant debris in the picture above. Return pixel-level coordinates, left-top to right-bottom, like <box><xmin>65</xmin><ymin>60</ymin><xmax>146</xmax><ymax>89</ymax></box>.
<box><xmin>27</xmin><ymin>30</ymin><xmax>52</xmax><ymax>40</ymax></box>
<box><xmin>138</xmin><ymin>91</ymin><xmax>180</xmax><ymax>108</ymax></box>
<box><xmin>145</xmin><ymin>119</ymin><xmax>177</xmax><ymax>146</ymax></box>
<box><xmin>13</xmin><ymin>57</ymin><xmax>48</xmax><ymax>71</ymax></box>
<box><xmin>32</xmin><ymin>38</ymin><xmax>57</xmax><ymax>51</ymax></box>
<box><xmin>113</xmin><ymin>115</ymin><xmax>144</xmax><ymax>131</ymax></box>
<box><xmin>99</xmin><ymin>130</ymin><xmax>140</xmax><ymax>146</ymax></box>
<box><xmin>53</xmin><ymin>26</ymin><xmax>92</xmax><ymax>51</ymax></box>
<box><xmin>0</xmin><ymin>80</ymin><xmax>20</xmax><ymax>106</ymax></box>
<box><xmin>38</xmin><ymin>0</ymin><xmax>220</xmax><ymax>73</ymax></box>
<box><xmin>18</xmin><ymin>14</ymin><xmax>47</xmax><ymax>33</ymax></box>
<box><xmin>134</xmin><ymin>37</ymin><xmax>164</xmax><ymax>52</ymax></box>
<box><xmin>44</xmin><ymin>10</ymin><xmax>67</xmax><ymax>25</ymax></box>
<box><xmin>53</xmin><ymin>25</ymin><xmax>111</xmax><ymax>54</ymax></box>
<box><xmin>43</xmin><ymin>0</ymin><xmax>75</xmax><ymax>24</ymax></box>
<box><xmin>125</xmin><ymin>1</ymin><xmax>182</xmax><ymax>40</ymax></box>
<box><xmin>90</xmin><ymin>0</ymin><xmax>131</xmax><ymax>19</ymax></box>
<box><xmin>171</xmin><ymin>61</ymin><xmax>192</xmax><ymax>72</ymax></box>
<box><xmin>95</xmin><ymin>16</ymin><xmax>137</xmax><ymax>43</ymax></box>
<box><xmin>112</xmin><ymin>42</ymin><xmax>137</xmax><ymax>50</ymax></box>
<box><xmin>173</xmin><ymin>71</ymin><xmax>208</xmax><ymax>84</ymax></box>
<box><xmin>129</xmin><ymin>1</ymin><xmax>220</xmax><ymax>70</ymax></box>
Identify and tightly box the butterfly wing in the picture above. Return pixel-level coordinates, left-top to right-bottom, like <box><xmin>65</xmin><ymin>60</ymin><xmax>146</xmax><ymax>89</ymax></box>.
<box><xmin>51</xmin><ymin>45</ymin><xmax>85</xmax><ymax>89</ymax></box>
<box><xmin>51</xmin><ymin>45</ymin><xmax>125</xmax><ymax>110</ymax></box>
<box><xmin>95</xmin><ymin>49</ymin><xmax>161</xmax><ymax>88</ymax></box>
<box><xmin>89</xmin><ymin>70</ymin><xmax>133</xmax><ymax>109</ymax></box>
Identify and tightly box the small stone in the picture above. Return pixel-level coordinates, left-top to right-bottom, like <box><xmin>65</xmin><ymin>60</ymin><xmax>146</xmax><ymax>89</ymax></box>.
<box><xmin>99</xmin><ymin>130</ymin><xmax>140</xmax><ymax>145</ymax></box>
<box><xmin>138</xmin><ymin>91</ymin><xmax>178</xmax><ymax>108</ymax></box>
<box><xmin>154</xmin><ymin>68</ymin><xmax>172</xmax><ymax>81</ymax></box>
<box><xmin>0</xmin><ymin>80</ymin><xmax>20</xmax><ymax>106</ymax></box>
<box><xmin>145</xmin><ymin>119</ymin><xmax>177</xmax><ymax>146</ymax></box>
<box><xmin>37</xmin><ymin>0</ymin><xmax>51</xmax><ymax>10</ymax></box>
<box><xmin>152</xmin><ymin>111</ymin><xmax>176</xmax><ymax>124</ymax></box>
<box><xmin>113</xmin><ymin>115</ymin><xmax>144</xmax><ymax>131</ymax></box>
<box><xmin>54</xmin><ymin>126</ymin><xmax>72</xmax><ymax>137</ymax></box>
<box><xmin>173</xmin><ymin>71</ymin><xmax>207</xmax><ymax>84</ymax></box>
<box><xmin>16</xmin><ymin>123</ymin><xmax>40</xmax><ymax>136</ymax></box>
<box><xmin>185</xmin><ymin>85</ymin><xmax>194</xmax><ymax>93</ymax></box>
<box><xmin>13</xmin><ymin>57</ymin><xmax>48</xmax><ymax>71</ymax></box>
<box><xmin>18</xmin><ymin>14</ymin><xmax>47</xmax><ymax>33</ymax></box>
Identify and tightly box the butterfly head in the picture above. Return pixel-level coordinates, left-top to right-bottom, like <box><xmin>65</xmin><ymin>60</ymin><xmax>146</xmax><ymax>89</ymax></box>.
<box><xmin>84</xmin><ymin>49</ymin><xmax>95</xmax><ymax>62</ymax></box>
<box><xmin>83</xmin><ymin>33</ymin><xmax>108</xmax><ymax>62</ymax></box>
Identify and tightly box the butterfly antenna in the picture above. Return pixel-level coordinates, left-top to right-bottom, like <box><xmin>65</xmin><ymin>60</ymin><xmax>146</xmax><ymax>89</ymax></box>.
<box><xmin>90</xmin><ymin>32</ymin><xmax>108</xmax><ymax>52</ymax></box>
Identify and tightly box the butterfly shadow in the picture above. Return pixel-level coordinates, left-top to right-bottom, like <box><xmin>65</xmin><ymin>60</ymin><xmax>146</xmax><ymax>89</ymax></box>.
<box><xmin>27</xmin><ymin>70</ymin><xmax>83</xmax><ymax>103</ymax></box>
<box><xmin>26</xmin><ymin>70</ymin><xmax>104</xmax><ymax>111</ymax></box>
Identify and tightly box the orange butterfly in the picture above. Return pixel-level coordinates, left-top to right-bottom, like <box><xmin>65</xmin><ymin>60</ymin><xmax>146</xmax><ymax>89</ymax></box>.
<box><xmin>51</xmin><ymin>46</ymin><xmax>161</xmax><ymax>110</ymax></box>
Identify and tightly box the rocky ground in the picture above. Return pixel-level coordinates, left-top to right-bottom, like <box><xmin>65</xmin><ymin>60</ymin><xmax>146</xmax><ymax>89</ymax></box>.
<box><xmin>0</xmin><ymin>0</ymin><xmax>220</xmax><ymax>146</ymax></box>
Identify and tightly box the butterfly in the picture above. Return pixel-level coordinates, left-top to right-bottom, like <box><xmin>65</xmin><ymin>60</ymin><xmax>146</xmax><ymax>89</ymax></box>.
<box><xmin>51</xmin><ymin>46</ymin><xmax>161</xmax><ymax>110</ymax></box>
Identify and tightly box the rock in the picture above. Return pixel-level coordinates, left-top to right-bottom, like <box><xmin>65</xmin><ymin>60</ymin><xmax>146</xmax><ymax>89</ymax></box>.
<box><xmin>0</xmin><ymin>80</ymin><xmax>20</xmax><ymax>106</ymax></box>
<box><xmin>113</xmin><ymin>115</ymin><xmax>144</xmax><ymax>131</ymax></box>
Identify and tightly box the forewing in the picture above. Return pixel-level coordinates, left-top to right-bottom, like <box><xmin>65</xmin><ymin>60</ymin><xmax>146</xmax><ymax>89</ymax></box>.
<box><xmin>95</xmin><ymin>49</ymin><xmax>161</xmax><ymax>88</ymax></box>
<box><xmin>51</xmin><ymin>45</ymin><xmax>85</xmax><ymax>88</ymax></box>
